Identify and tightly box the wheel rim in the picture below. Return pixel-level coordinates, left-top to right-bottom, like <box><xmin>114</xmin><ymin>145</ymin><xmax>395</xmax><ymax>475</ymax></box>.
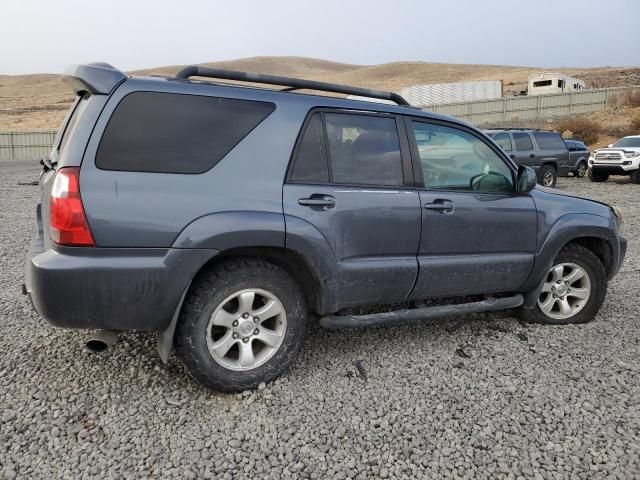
<box><xmin>542</xmin><ymin>170</ymin><xmax>555</xmax><ymax>186</ymax></box>
<box><xmin>577</xmin><ymin>163</ymin><xmax>587</xmax><ymax>177</ymax></box>
<box><xmin>206</xmin><ymin>288</ymin><xmax>287</xmax><ymax>371</ymax></box>
<box><xmin>537</xmin><ymin>262</ymin><xmax>591</xmax><ymax>320</ymax></box>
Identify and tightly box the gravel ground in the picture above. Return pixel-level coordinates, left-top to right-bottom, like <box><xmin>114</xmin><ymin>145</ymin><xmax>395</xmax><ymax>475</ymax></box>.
<box><xmin>1</xmin><ymin>163</ymin><xmax>639</xmax><ymax>479</ymax></box>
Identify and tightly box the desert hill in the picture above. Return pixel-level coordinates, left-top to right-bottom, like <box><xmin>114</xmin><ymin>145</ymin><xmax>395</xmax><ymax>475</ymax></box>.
<box><xmin>1</xmin><ymin>56</ymin><xmax>639</xmax><ymax>130</ymax></box>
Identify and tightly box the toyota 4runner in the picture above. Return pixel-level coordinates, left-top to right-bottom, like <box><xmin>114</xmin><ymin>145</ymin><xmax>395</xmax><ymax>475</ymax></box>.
<box><xmin>25</xmin><ymin>63</ymin><xmax>627</xmax><ymax>391</ymax></box>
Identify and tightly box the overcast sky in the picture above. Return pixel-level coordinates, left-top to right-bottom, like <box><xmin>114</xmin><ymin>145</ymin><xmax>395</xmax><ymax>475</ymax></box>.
<box><xmin>2</xmin><ymin>0</ymin><xmax>639</xmax><ymax>75</ymax></box>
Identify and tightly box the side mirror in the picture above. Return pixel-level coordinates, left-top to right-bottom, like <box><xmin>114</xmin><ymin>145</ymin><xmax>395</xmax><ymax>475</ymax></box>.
<box><xmin>517</xmin><ymin>166</ymin><xmax>537</xmax><ymax>193</ymax></box>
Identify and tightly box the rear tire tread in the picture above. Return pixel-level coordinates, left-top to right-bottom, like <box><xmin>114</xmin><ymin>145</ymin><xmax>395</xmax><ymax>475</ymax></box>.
<box><xmin>174</xmin><ymin>258</ymin><xmax>307</xmax><ymax>392</ymax></box>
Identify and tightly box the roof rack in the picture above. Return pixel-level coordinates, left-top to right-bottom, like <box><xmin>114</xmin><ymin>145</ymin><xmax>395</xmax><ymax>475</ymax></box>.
<box><xmin>484</xmin><ymin>127</ymin><xmax>547</xmax><ymax>132</ymax></box>
<box><xmin>175</xmin><ymin>66</ymin><xmax>411</xmax><ymax>106</ymax></box>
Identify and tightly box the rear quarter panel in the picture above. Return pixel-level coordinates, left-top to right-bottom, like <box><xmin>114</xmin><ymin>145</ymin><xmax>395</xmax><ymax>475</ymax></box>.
<box><xmin>79</xmin><ymin>79</ymin><xmax>310</xmax><ymax>248</ymax></box>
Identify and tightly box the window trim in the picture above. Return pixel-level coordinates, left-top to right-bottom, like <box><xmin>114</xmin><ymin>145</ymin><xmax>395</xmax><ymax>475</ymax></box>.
<box><xmin>95</xmin><ymin>90</ymin><xmax>276</xmax><ymax>175</ymax></box>
<box><xmin>403</xmin><ymin>116</ymin><xmax>517</xmax><ymax>196</ymax></box>
<box><xmin>285</xmin><ymin>107</ymin><xmax>416</xmax><ymax>189</ymax></box>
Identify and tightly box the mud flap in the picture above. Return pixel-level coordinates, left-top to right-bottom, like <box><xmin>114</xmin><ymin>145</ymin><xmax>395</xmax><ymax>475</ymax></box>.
<box><xmin>157</xmin><ymin>285</ymin><xmax>190</xmax><ymax>363</ymax></box>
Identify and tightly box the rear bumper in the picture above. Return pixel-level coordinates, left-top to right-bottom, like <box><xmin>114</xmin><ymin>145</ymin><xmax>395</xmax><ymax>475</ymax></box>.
<box><xmin>25</xmin><ymin>240</ymin><xmax>217</xmax><ymax>331</ymax></box>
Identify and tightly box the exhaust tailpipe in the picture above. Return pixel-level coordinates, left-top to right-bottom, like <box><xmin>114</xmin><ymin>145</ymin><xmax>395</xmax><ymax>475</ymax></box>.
<box><xmin>85</xmin><ymin>330</ymin><xmax>119</xmax><ymax>353</ymax></box>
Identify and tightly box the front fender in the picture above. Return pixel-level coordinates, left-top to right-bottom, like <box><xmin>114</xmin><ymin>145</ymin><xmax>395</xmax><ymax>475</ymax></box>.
<box><xmin>520</xmin><ymin>212</ymin><xmax>617</xmax><ymax>305</ymax></box>
<box><xmin>172</xmin><ymin>211</ymin><xmax>285</xmax><ymax>249</ymax></box>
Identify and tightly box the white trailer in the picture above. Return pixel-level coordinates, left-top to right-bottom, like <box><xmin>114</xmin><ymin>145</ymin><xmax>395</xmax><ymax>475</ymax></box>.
<box><xmin>399</xmin><ymin>80</ymin><xmax>503</xmax><ymax>107</ymax></box>
<box><xmin>528</xmin><ymin>72</ymin><xmax>585</xmax><ymax>96</ymax></box>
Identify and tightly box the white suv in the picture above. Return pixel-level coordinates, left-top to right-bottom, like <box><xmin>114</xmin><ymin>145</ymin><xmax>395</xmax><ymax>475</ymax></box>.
<box><xmin>589</xmin><ymin>135</ymin><xmax>640</xmax><ymax>183</ymax></box>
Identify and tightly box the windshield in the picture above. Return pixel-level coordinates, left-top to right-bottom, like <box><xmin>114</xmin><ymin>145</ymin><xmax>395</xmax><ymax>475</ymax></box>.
<box><xmin>613</xmin><ymin>137</ymin><xmax>640</xmax><ymax>148</ymax></box>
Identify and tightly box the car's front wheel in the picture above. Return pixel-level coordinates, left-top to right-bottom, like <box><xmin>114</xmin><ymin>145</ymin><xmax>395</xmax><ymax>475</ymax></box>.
<box><xmin>588</xmin><ymin>169</ymin><xmax>609</xmax><ymax>182</ymax></box>
<box><xmin>519</xmin><ymin>244</ymin><xmax>607</xmax><ymax>325</ymax></box>
<box><xmin>175</xmin><ymin>258</ymin><xmax>307</xmax><ymax>392</ymax></box>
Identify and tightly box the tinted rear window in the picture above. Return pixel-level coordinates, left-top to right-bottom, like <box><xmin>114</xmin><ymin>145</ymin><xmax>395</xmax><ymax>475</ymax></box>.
<box><xmin>324</xmin><ymin>113</ymin><xmax>404</xmax><ymax>186</ymax></box>
<box><xmin>533</xmin><ymin>131</ymin><xmax>566</xmax><ymax>150</ymax></box>
<box><xmin>513</xmin><ymin>132</ymin><xmax>534</xmax><ymax>151</ymax></box>
<box><xmin>96</xmin><ymin>92</ymin><xmax>275</xmax><ymax>173</ymax></box>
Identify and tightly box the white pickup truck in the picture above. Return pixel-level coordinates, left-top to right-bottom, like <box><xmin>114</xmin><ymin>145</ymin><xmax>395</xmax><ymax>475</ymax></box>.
<box><xmin>588</xmin><ymin>135</ymin><xmax>640</xmax><ymax>183</ymax></box>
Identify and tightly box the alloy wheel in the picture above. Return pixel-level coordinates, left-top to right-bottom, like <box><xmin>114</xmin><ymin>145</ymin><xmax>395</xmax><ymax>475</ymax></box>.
<box><xmin>206</xmin><ymin>288</ymin><xmax>287</xmax><ymax>371</ymax></box>
<box><xmin>537</xmin><ymin>262</ymin><xmax>591</xmax><ymax>320</ymax></box>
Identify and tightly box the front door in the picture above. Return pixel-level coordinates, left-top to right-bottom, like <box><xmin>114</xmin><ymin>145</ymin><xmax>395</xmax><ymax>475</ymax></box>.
<box><xmin>283</xmin><ymin>110</ymin><xmax>421</xmax><ymax>310</ymax></box>
<box><xmin>405</xmin><ymin>118</ymin><xmax>538</xmax><ymax>299</ymax></box>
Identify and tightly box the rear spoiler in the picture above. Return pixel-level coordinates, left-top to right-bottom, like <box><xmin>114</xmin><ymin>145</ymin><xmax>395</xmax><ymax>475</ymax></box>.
<box><xmin>63</xmin><ymin>62</ymin><xmax>127</xmax><ymax>95</ymax></box>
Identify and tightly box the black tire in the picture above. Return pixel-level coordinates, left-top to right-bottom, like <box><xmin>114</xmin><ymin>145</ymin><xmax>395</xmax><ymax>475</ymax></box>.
<box><xmin>175</xmin><ymin>258</ymin><xmax>307</xmax><ymax>392</ymax></box>
<box><xmin>588</xmin><ymin>169</ymin><xmax>609</xmax><ymax>182</ymax></box>
<box><xmin>519</xmin><ymin>244</ymin><xmax>607</xmax><ymax>325</ymax></box>
<box><xmin>538</xmin><ymin>165</ymin><xmax>557</xmax><ymax>187</ymax></box>
<box><xmin>630</xmin><ymin>169</ymin><xmax>640</xmax><ymax>184</ymax></box>
<box><xmin>574</xmin><ymin>161</ymin><xmax>588</xmax><ymax>178</ymax></box>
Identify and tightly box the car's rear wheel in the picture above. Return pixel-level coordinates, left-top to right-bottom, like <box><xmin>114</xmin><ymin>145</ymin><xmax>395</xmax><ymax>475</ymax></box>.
<box><xmin>538</xmin><ymin>165</ymin><xmax>557</xmax><ymax>187</ymax></box>
<box><xmin>588</xmin><ymin>169</ymin><xmax>609</xmax><ymax>182</ymax></box>
<box><xmin>575</xmin><ymin>161</ymin><xmax>587</xmax><ymax>178</ymax></box>
<box><xmin>175</xmin><ymin>258</ymin><xmax>307</xmax><ymax>392</ymax></box>
<box><xmin>519</xmin><ymin>244</ymin><xmax>606</xmax><ymax>325</ymax></box>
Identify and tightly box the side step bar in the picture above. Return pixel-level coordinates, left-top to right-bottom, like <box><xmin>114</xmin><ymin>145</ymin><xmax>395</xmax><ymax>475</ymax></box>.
<box><xmin>319</xmin><ymin>295</ymin><xmax>524</xmax><ymax>330</ymax></box>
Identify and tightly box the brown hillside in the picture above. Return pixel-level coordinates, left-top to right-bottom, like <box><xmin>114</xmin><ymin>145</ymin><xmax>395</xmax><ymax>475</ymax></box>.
<box><xmin>1</xmin><ymin>56</ymin><xmax>639</xmax><ymax>130</ymax></box>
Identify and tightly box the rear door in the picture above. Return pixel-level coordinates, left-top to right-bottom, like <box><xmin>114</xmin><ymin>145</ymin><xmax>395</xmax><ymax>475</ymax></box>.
<box><xmin>405</xmin><ymin>118</ymin><xmax>537</xmax><ymax>299</ymax></box>
<box><xmin>511</xmin><ymin>132</ymin><xmax>538</xmax><ymax>169</ymax></box>
<box><xmin>283</xmin><ymin>109</ymin><xmax>421</xmax><ymax>310</ymax></box>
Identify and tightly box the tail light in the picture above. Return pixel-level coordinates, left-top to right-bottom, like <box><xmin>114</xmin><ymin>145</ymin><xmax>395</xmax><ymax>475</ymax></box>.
<box><xmin>49</xmin><ymin>167</ymin><xmax>95</xmax><ymax>246</ymax></box>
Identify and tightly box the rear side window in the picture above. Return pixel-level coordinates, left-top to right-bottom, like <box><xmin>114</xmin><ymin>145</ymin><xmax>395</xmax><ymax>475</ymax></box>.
<box><xmin>96</xmin><ymin>92</ymin><xmax>275</xmax><ymax>174</ymax></box>
<box><xmin>290</xmin><ymin>113</ymin><xmax>329</xmax><ymax>183</ymax></box>
<box><xmin>324</xmin><ymin>113</ymin><xmax>403</xmax><ymax>186</ymax></box>
<box><xmin>513</xmin><ymin>132</ymin><xmax>534</xmax><ymax>151</ymax></box>
<box><xmin>533</xmin><ymin>131</ymin><xmax>566</xmax><ymax>150</ymax></box>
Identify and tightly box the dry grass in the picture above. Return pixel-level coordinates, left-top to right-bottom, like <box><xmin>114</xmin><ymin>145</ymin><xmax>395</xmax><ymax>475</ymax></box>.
<box><xmin>551</xmin><ymin>106</ymin><xmax>640</xmax><ymax>148</ymax></box>
<box><xmin>556</xmin><ymin>118</ymin><xmax>601</xmax><ymax>145</ymax></box>
<box><xmin>1</xmin><ymin>56</ymin><xmax>640</xmax><ymax>131</ymax></box>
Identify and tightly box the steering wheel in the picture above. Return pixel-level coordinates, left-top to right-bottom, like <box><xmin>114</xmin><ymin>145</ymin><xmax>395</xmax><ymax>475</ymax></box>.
<box><xmin>469</xmin><ymin>171</ymin><xmax>510</xmax><ymax>191</ymax></box>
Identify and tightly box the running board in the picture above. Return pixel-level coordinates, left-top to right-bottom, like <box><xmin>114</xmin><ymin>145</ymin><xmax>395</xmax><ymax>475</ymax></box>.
<box><xmin>319</xmin><ymin>294</ymin><xmax>524</xmax><ymax>330</ymax></box>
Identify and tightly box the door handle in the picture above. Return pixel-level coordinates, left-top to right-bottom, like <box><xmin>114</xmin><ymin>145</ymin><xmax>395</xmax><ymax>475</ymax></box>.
<box><xmin>509</xmin><ymin>154</ymin><xmax>516</xmax><ymax>159</ymax></box>
<box><xmin>424</xmin><ymin>199</ymin><xmax>454</xmax><ymax>213</ymax></box>
<box><xmin>298</xmin><ymin>195</ymin><xmax>336</xmax><ymax>209</ymax></box>
<box><xmin>530</xmin><ymin>153</ymin><xmax>536</xmax><ymax>158</ymax></box>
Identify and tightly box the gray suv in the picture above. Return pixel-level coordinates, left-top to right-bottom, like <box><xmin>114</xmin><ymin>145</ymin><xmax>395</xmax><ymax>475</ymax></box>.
<box><xmin>25</xmin><ymin>63</ymin><xmax>626</xmax><ymax>391</ymax></box>
<box><xmin>486</xmin><ymin>129</ymin><xmax>571</xmax><ymax>187</ymax></box>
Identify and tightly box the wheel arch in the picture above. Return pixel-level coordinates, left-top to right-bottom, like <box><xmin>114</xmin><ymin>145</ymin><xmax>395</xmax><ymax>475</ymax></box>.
<box><xmin>520</xmin><ymin>214</ymin><xmax>617</xmax><ymax>308</ymax></box>
<box><xmin>157</xmin><ymin>245</ymin><xmax>324</xmax><ymax>363</ymax></box>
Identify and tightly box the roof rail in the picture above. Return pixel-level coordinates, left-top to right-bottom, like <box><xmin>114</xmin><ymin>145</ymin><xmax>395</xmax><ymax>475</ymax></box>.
<box><xmin>485</xmin><ymin>127</ymin><xmax>547</xmax><ymax>132</ymax></box>
<box><xmin>175</xmin><ymin>66</ymin><xmax>411</xmax><ymax>106</ymax></box>
<box><xmin>63</xmin><ymin>63</ymin><xmax>127</xmax><ymax>95</ymax></box>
